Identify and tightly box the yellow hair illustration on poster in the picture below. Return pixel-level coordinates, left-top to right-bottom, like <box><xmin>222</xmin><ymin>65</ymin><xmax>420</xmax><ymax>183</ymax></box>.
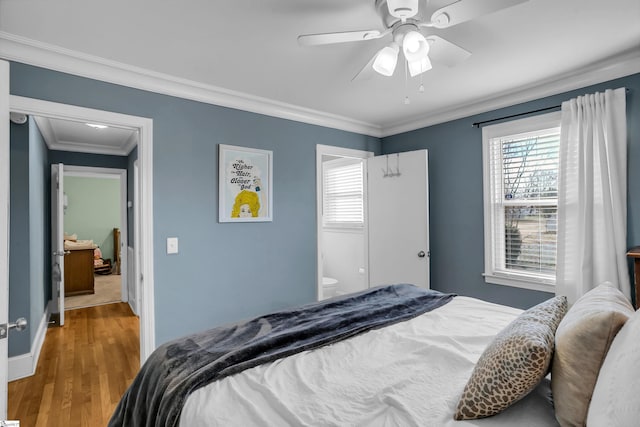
<box><xmin>231</xmin><ymin>188</ymin><xmax>260</xmax><ymax>218</ymax></box>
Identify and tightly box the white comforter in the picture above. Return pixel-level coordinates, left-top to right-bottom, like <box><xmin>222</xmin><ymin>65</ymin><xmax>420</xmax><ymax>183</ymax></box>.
<box><xmin>180</xmin><ymin>296</ymin><xmax>559</xmax><ymax>427</ymax></box>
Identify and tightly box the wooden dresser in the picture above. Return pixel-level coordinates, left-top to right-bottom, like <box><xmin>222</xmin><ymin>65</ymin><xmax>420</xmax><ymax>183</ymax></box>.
<box><xmin>626</xmin><ymin>247</ymin><xmax>640</xmax><ymax>309</ymax></box>
<box><xmin>65</xmin><ymin>248</ymin><xmax>95</xmax><ymax>296</ymax></box>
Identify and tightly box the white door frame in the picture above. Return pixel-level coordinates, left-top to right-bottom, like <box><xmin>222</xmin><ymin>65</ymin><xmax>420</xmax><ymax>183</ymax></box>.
<box><xmin>63</xmin><ymin>166</ymin><xmax>129</xmax><ymax>304</ymax></box>
<box><xmin>8</xmin><ymin>96</ymin><xmax>155</xmax><ymax>366</ymax></box>
<box><xmin>132</xmin><ymin>160</ymin><xmax>142</xmax><ymax>315</ymax></box>
<box><xmin>1</xmin><ymin>60</ymin><xmax>10</xmax><ymax>419</ymax></box>
<box><xmin>315</xmin><ymin>144</ymin><xmax>373</xmax><ymax>301</ymax></box>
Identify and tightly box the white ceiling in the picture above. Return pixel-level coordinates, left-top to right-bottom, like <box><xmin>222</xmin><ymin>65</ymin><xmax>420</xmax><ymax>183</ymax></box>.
<box><xmin>31</xmin><ymin>116</ymin><xmax>138</xmax><ymax>156</ymax></box>
<box><xmin>1</xmin><ymin>0</ymin><xmax>639</xmax><ymax>139</ymax></box>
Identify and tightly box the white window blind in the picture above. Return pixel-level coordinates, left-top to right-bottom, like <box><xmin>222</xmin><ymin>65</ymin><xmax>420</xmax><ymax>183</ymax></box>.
<box><xmin>483</xmin><ymin>112</ymin><xmax>561</xmax><ymax>291</ymax></box>
<box><xmin>323</xmin><ymin>158</ymin><xmax>364</xmax><ymax>227</ymax></box>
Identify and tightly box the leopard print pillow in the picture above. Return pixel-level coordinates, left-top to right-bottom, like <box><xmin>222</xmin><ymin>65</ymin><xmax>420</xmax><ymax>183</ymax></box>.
<box><xmin>454</xmin><ymin>296</ymin><xmax>567</xmax><ymax>420</ymax></box>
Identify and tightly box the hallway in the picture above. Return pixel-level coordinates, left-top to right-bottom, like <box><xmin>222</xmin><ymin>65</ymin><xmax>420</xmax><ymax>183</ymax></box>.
<box><xmin>65</xmin><ymin>274</ymin><xmax>122</xmax><ymax>310</ymax></box>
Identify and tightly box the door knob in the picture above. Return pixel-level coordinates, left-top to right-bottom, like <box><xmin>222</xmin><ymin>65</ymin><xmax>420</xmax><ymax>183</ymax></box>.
<box><xmin>418</xmin><ymin>250</ymin><xmax>426</xmax><ymax>258</ymax></box>
<box><xmin>0</xmin><ymin>317</ymin><xmax>28</xmax><ymax>339</ymax></box>
<box><xmin>9</xmin><ymin>317</ymin><xmax>28</xmax><ymax>332</ymax></box>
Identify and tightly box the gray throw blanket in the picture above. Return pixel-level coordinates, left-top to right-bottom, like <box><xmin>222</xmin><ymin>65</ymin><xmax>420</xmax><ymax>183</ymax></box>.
<box><xmin>108</xmin><ymin>284</ymin><xmax>455</xmax><ymax>427</ymax></box>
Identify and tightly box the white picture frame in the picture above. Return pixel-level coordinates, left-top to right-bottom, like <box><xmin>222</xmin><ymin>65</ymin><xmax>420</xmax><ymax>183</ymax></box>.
<box><xmin>219</xmin><ymin>144</ymin><xmax>273</xmax><ymax>222</ymax></box>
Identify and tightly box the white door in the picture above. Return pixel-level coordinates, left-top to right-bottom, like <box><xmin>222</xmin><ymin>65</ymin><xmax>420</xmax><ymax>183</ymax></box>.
<box><xmin>368</xmin><ymin>150</ymin><xmax>430</xmax><ymax>289</ymax></box>
<box><xmin>1</xmin><ymin>59</ymin><xmax>10</xmax><ymax>420</ymax></box>
<box><xmin>51</xmin><ymin>164</ymin><xmax>65</xmax><ymax>326</ymax></box>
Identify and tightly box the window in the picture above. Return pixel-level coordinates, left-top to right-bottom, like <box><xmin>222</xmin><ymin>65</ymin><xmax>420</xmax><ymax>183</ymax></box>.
<box><xmin>323</xmin><ymin>158</ymin><xmax>364</xmax><ymax>227</ymax></box>
<box><xmin>482</xmin><ymin>112</ymin><xmax>561</xmax><ymax>292</ymax></box>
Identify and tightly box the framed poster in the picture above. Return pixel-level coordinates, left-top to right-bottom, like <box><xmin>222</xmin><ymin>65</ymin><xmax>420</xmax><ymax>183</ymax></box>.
<box><xmin>219</xmin><ymin>144</ymin><xmax>273</xmax><ymax>222</ymax></box>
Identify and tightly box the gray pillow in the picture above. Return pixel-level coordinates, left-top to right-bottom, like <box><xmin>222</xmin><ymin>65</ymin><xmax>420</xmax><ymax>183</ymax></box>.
<box><xmin>454</xmin><ymin>296</ymin><xmax>567</xmax><ymax>420</ymax></box>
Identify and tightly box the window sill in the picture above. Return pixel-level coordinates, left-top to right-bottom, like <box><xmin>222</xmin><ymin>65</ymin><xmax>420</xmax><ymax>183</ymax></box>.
<box><xmin>483</xmin><ymin>272</ymin><xmax>555</xmax><ymax>293</ymax></box>
<box><xmin>322</xmin><ymin>225</ymin><xmax>365</xmax><ymax>234</ymax></box>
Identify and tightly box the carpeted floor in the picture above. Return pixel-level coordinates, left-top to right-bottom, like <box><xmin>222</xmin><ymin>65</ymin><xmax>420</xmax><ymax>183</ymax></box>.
<box><xmin>65</xmin><ymin>274</ymin><xmax>122</xmax><ymax>310</ymax></box>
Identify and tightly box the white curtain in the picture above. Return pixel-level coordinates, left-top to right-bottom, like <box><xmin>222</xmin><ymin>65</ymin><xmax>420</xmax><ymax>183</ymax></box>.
<box><xmin>556</xmin><ymin>87</ymin><xmax>630</xmax><ymax>304</ymax></box>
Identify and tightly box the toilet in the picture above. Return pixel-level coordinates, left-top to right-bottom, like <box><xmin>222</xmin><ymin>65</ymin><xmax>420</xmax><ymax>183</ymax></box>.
<box><xmin>322</xmin><ymin>277</ymin><xmax>338</xmax><ymax>299</ymax></box>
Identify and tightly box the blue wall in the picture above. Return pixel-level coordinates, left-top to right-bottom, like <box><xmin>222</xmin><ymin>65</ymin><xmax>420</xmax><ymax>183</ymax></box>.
<box><xmin>10</xmin><ymin>62</ymin><xmax>381</xmax><ymax>345</ymax></box>
<box><xmin>8</xmin><ymin>116</ymin><xmax>50</xmax><ymax>357</ymax></box>
<box><xmin>28</xmin><ymin>117</ymin><xmax>49</xmax><ymax>350</ymax></box>
<box><xmin>49</xmin><ymin>150</ymin><xmax>128</xmax><ymax>169</ymax></box>
<box><xmin>9</xmin><ymin>119</ymin><xmax>31</xmax><ymax>356</ymax></box>
<box><xmin>381</xmin><ymin>73</ymin><xmax>640</xmax><ymax>308</ymax></box>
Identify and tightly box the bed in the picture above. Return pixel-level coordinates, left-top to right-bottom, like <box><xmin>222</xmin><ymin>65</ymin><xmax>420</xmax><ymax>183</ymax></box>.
<box><xmin>109</xmin><ymin>283</ymin><xmax>639</xmax><ymax>427</ymax></box>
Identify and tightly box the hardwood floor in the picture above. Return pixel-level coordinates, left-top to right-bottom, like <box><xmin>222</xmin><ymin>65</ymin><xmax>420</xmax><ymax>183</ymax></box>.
<box><xmin>8</xmin><ymin>303</ymin><xmax>139</xmax><ymax>427</ymax></box>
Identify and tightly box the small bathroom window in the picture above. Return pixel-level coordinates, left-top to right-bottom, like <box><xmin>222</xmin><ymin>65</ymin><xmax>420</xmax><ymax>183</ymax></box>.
<box><xmin>322</xmin><ymin>158</ymin><xmax>364</xmax><ymax>228</ymax></box>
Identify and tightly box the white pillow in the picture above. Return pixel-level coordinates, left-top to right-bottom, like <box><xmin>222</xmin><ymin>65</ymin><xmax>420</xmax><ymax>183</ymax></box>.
<box><xmin>552</xmin><ymin>283</ymin><xmax>634</xmax><ymax>426</ymax></box>
<box><xmin>586</xmin><ymin>307</ymin><xmax>640</xmax><ymax>427</ymax></box>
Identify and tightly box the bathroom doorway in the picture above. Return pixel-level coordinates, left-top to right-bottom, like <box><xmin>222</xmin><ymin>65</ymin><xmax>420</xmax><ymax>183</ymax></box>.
<box><xmin>316</xmin><ymin>145</ymin><xmax>373</xmax><ymax>300</ymax></box>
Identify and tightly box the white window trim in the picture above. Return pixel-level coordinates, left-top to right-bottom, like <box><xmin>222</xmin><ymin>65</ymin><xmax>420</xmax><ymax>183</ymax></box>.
<box><xmin>482</xmin><ymin>271</ymin><xmax>556</xmax><ymax>293</ymax></box>
<box><xmin>322</xmin><ymin>157</ymin><xmax>365</xmax><ymax>229</ymax></box>
<box><xmin>482</xmin><ymin>112</ymin><xmax>561</xmax><ymax>292</ymax></box>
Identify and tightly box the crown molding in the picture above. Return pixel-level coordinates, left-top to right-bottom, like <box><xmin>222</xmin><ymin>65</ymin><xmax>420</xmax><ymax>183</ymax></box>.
<box><xmin>32</xmin><ymin>111</ymin><xmax>136</xmax><ymax>156</ymax></box>
<box><xmin>0</xmin><ymin>32</ymin><xmax>383</xmax><ymax>138</ymax></box>
<box><xmin>381</xmin><ymin>48</ymin><xmax>640</xmax><ymax>137</ymax></box>
<box><xmin>47</xmin><ymin>138</ymin><xmax>132</xmax><ymax>156</ymax></box>
<box><xmin>31</xmin><ymin>115</ymin><xmax>56</xmax><ymax>148</ymax></box>
<box><xmin>2</xmin><ymin>32</ymin><xmax>638</xmax><ymax>140</ymax></box>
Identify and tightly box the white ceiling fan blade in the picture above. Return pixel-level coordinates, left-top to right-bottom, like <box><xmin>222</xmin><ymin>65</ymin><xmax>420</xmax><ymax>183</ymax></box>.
<box><xmin>430</xmin><ymin>0</ymin><xmax>529</xmax><ymax>29</ymax></box>
<box><xmin>351</xmin><ymin>53</ymin><xmax>379</xmax><ymax>82</ymax></box>
<box><xmin>298</xmin><ymin>30</ymin><xmax>385</xmax><ymax>46</ymax></box>
<box><xmin>425</xmin><ymin>35</ymin><xmax>471</xmax><ymax>67</ymax></box>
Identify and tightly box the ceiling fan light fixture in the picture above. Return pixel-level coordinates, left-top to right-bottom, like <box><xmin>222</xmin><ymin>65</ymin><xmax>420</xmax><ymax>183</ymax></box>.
<box><xmin>86</xmin><ymin>123</ymin><xmax>108</xmax><ymax>130</ymax></box>
<box><xmin>386</xmin><ymin>0</ymin><xmax>420</xmax><ymax>20</ymax></box>
<box><xmin>408</xmin><ymin>56</ymin><xmax>432</xmax><ymax>77</ymax></box>
<box><xmin>402</xmin><ymin>31</ymin><xmax>429</xmax><ymax>62</ymax></box>
<box><xmin>373</xmin><ymin>43</ymin><xmax>399</xmax><ymax>76</ymax></box>
<box><xmin>10</xmin><ymin>112</ymin><xmax>27</xmax><ymax>125</ymax></box>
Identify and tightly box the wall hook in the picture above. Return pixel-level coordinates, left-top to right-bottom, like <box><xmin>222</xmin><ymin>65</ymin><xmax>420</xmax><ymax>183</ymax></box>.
<box><xmin>383</xmin><ymin>154</ymin><xmax>401</xmax><ymax>178</ymax></box>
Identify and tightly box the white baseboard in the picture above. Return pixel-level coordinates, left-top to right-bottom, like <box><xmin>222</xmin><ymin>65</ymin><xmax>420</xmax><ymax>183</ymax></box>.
<box><xmin>8</xmin><ymin>306</ymin><xmax>50</xmax><ymax>381</ymax></box>
<box><xmin>128</xmin><ymin>301</ymin><xmax>137</xmax><ymax>317</ymax></box>
<box><xmin>127</xmin><ymin>246</ymin><xmax>138</xmax><ymax>316</ymax></box>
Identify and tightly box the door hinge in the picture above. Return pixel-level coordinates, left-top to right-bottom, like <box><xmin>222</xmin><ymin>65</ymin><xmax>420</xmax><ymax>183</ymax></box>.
<box><xmin>0</xmin><ymin>323</ymin><xmax>6</xmax><ymax>340</ymax></box>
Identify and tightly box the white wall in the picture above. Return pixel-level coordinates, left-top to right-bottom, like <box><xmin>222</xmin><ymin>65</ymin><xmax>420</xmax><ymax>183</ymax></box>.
<box><xmin>322</xmin><ymin>228</ymin><xmax>367</xmax><ymax>295</ymax></box>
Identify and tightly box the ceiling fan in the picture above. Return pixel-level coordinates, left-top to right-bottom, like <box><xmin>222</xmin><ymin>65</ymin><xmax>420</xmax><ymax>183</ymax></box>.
<box><xmin>298</xmin><ymin>0</ymin><xmax>529</xmax><ymax>81</ymax></box>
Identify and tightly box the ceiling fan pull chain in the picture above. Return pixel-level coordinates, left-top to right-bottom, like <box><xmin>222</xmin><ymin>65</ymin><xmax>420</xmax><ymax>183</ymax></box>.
<box><xmin>404</xmin><ymin>60</ymin><xmax>410</xmax><ymax>105</ymax></box>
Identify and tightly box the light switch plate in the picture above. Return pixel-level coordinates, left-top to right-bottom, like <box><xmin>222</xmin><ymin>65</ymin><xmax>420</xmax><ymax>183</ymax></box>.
<box><xmin>167</xmin><ymin>237</ymin><xmax>179</xmax><ymax>254</ymax></box>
